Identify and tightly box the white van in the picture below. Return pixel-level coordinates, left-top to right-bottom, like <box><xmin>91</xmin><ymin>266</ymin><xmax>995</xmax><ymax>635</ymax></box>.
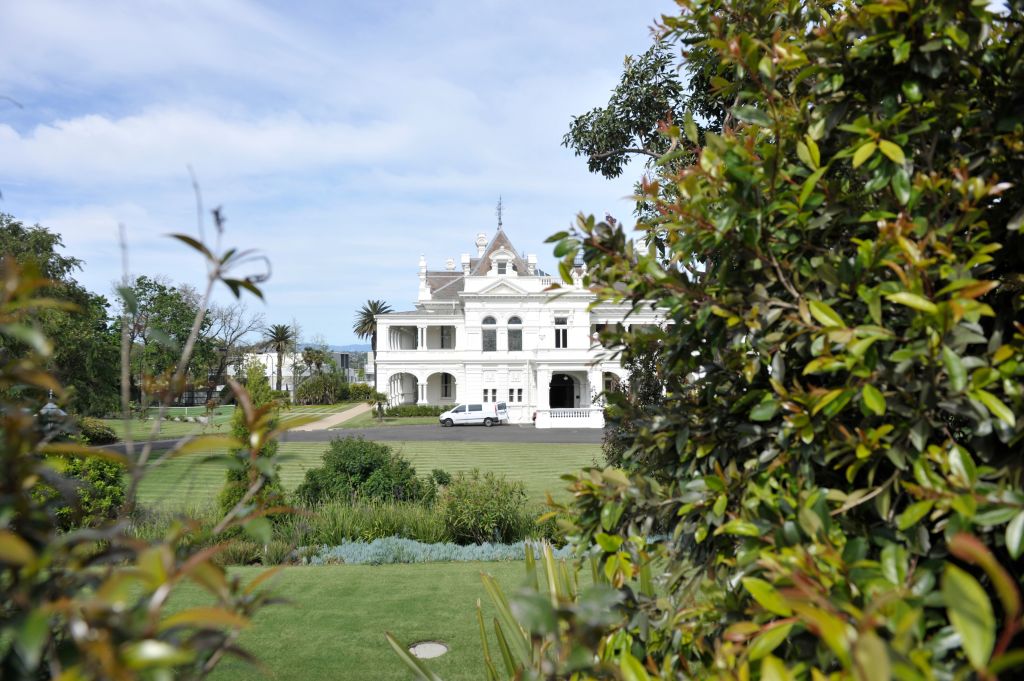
<box><xmin>439</xmin><ymin>402</ymin><xmax>509</xmax><ymax>427</ymax></box>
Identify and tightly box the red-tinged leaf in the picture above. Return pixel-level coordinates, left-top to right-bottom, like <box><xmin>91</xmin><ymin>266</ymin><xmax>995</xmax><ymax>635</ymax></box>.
<box><xmin>949</xmin><ymin>533</ymin><xmax>1021</xmax><ymax>622</ymax></box>
<box><xmin>943</xmin><ymin>563</ymin><xmax>995</xmax><ymax>670</ymax></box>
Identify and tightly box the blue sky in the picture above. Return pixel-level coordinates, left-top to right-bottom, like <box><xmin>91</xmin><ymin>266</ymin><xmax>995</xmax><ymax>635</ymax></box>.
<box><xmin>0</xmin><ymin>0</ymin><xmax>672</xmax><ymax>344</ymax></box>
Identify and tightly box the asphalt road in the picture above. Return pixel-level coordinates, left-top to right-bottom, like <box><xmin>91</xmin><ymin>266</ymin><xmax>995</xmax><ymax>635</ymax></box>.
<box><xmin>281</xmin><ymin>424</ymin><xmax>603</xmax><ymax>444</ymax></box>
<box><xmin>112</xmin><ymin>424</ymin><xmax>603</xmax><ymax>453</ymax></box>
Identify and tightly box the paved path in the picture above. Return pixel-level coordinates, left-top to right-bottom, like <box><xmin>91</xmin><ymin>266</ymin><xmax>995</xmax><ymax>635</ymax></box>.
<box><xmin>289</xmin><ymin>403</ymin><xmax>371</xmax><ymax>431</ymax></box>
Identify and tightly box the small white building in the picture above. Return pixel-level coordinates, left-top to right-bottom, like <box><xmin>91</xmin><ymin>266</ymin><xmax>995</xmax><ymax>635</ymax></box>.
<box><xmin>374</xmin><ymin>227</ymin><xmax>663</xmax><ymax>428</ymax></box>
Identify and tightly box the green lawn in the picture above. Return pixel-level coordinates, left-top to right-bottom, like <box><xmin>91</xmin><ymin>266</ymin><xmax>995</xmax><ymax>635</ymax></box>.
<box><xmin>137</xmin><ymin>440</ymin><xmax>599</xmax><ymax>508</ymax></box>
<box><xmin>332</xmin><ymin>411</ymin><xmax>440</xmax><ymax>429</ymax></box>
<box><xmin>104</xmin><ymin>403</ymin><xmax>357</xmax><ymax>441</ymax></box>
<box><xmin>172</xmin><ymin>562</ymin><xmax>528</xmax><ymax>681</ymax></box>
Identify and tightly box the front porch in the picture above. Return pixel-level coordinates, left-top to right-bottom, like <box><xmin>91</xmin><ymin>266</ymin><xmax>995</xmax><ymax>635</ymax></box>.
<box><xmin>534</xmin><ymin>407</ymin><xmax>604</xmax><ymax>429</ymax></box>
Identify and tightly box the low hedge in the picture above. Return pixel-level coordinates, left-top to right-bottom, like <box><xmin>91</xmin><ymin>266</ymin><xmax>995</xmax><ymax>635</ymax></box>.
<box><xmin>383</xmin><ymin>404</ymin><xmax>447</xmax><ymax>417</ymax></box>
<box><xmin>76</xmin><ymin>417</ymin><xmax>118</xmax><ymax>445</ymax></box>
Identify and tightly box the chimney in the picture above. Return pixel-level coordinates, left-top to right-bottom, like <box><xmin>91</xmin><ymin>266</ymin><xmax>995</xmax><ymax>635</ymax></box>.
<box><xmin>445</xmin><ymin>257</ymin><xmax>455</xmax><ymax>271</ymax></box>
<box><xmin>475</xmin><ymin>232</ymin><xmax>487</xmax><ymax>257</ymax></box>
<box><xmin>527</xmin><ymin>253</ymin><xmax>537</xmax><ymax>275</ymax></box>
<box><xmin>460</xmin><ymin>253</ymin><xmax>471</xmax><ymax>274</ymax></box>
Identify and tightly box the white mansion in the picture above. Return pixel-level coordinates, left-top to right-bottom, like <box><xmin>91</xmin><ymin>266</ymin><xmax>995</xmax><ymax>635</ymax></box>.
<box><xmin>374</xmin><ymin>227</ymin><xmax>663</xmax><ymax>428</ymax></box>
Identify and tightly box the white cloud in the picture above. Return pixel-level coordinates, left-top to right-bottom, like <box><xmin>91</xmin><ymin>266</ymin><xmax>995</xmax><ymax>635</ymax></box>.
<box><xmin>1</xmin><ymin>0</ymin><xmax>674</xmax><ymax>342</ymax></box>
<box><xmin>0</xmin><ymin>108</ymin><xmax>410</xmax><ymax>185</ymax></box>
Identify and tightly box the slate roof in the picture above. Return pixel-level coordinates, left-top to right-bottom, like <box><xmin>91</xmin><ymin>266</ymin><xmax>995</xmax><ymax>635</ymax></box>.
<box><xmin>425</xmin><ymin>271</ymin><xmax>465</xmax><ymax>300</ymax></box>
<box><xmin>470</xmin><ymin>229</ymin><xmax>530</xmax><ymax>276</ymax></box>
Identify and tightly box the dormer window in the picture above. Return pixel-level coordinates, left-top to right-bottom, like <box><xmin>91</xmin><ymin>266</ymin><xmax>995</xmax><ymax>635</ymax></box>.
<box><xmin>489</xmin><ymin>247</ymin><xmax>517</xmax><ymax>277</ymax></box>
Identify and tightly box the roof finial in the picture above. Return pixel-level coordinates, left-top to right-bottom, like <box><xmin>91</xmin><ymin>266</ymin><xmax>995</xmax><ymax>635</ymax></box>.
<box><xmin>495</xmin><ymin>195</ymin><xmax>504</xmax><ymax>230</ymax></box>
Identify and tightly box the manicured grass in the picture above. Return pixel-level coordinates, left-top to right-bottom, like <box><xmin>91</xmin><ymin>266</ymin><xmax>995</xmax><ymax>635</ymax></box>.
<box><xmin>136</xmin><ymin>440</ymin><xmax>599</xmax><ymax>508</ymax></box>
<box><xmin>171</xmin><ymin>562</ymin><xmax>528</xmax><ymax>681</ymax></box>
<box><xmin>103</xmin><ymin>403</ymin><xmax>357</xmax><ymax>441</ymax></box>
<box><xmin>331</xmin><ymin>411</ymin><xmax>440</xmax><ymax>429</ymax></box>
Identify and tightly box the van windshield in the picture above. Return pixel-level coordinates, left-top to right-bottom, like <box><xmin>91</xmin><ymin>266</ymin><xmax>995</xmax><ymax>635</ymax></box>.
<box><xmin>453</xmin><ymin>406</ymin><xmax>466</xmax><ymax>413</ymax></box>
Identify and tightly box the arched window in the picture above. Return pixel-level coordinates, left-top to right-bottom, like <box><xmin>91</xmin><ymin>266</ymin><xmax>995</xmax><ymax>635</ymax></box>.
<box><xmin>507</xmin><ymin>316</ymin><xmax>522</xmax><ymax>351</ymax></box>
<box><xmin>482</xmin><ymin>316</ymin><xmax>496</xmax><ymax>351</ymax></box>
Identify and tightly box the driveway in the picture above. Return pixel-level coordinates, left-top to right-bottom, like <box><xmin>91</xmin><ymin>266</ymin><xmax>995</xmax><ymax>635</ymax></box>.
<box><xmin>280</xmin><ymin>424</ymin><xmax>603</xmax><ymax>444</ymax></box>
<box><xmin>110</xmin><ymin>424</ymin><xmax>603</xmax><ymax>453</ymax></box>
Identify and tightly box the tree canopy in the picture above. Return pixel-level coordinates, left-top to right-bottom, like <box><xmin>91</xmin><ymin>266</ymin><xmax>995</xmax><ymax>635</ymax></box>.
<box><xmin>0</xmin><ymin>213</ymin><xmax>119</xmax><ymax>415</ymax></box>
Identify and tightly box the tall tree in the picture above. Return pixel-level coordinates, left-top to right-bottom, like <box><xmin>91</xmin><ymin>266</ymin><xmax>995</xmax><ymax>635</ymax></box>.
<box><xmin>353</xmin><ymin>299</ymin><xmax>392</xmax><ymax>393</ymax></box>
<box><xmin>263</xmin><ymin>323</ymin><xmax>295</xmax><ymax>391</ymax></box>
<box><xmin>202</xmin><ymin>302</ymin><xmax>264</xmax><ymax>401</ymax></box>
<box><xmin>115</xmin><ymin>275</ymin><xmax>210</xmax><ymax>404</ymax></box>
<box><xmin>0</xmin><ymin>214</ymin><xmax>119</xmax><ymax>415</ymax></box>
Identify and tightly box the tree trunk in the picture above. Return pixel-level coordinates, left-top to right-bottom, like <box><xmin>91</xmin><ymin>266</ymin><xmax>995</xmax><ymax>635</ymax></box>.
<box><xmin>276</xmin><ymin>349</ymin><xmax>284</xmax><ymax>391</ymax></box>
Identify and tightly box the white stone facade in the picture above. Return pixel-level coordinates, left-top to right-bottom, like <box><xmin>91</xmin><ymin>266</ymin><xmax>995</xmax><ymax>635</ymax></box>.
<box><xmin>374</xmin><ymin>228</ymin><xmax>662</xmax><ymax>428</ymax></box>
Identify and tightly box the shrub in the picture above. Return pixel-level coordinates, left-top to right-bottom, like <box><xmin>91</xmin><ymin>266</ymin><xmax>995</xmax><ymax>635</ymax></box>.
<box><xmin>76</xmin><ymin>416</ymin><xmax>118</xmax><ymax>445</ymax></box>
<box><xmin>269</xmin><ymin>389</ymin><xmax>291</xmax><ymax>406</ymax></box>
<box><xmin>46</xmin><ymin>455</ymin><xmax>127</xmax><ymax>530</ymax></box>
<box><xmin>348</xmin><ymin>383</ymin><xmax>374</xmax><ymax>400</ymax></box>
<box><xmin>295</xmin><ymin>372</ymin><xmax>349</xmax><ymax>405</ymax></box>
<box><xmin>219</xmin><ymin>361</ymin><xmax>285</xmax><ymax>521</ymax></box>
<box><xmin>439</xmin><ymin>470</ymin><xmax>530</xmax><ymax>544</ymax></box>
<box><xmin>293</xmin><ymin>437</ymin><xmax>432</xmax><ymax>505</ymax></box>
<box><xmin>430</xmin><ymin>468</ymin><xmax>452</xmax><ymax>487</ymax></box>
<box><xmin>527</xmin><ymin>1</ymin><xmax>1024</xmax><ymax>678</ymax></box>
<box><xmin>382</xmin><ymin>404</ymin><xmax>446</xmax><ymax>417</ymax></box>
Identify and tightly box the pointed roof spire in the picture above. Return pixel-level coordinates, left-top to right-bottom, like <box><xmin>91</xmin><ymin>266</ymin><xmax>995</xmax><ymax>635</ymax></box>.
<box><xmin>495</xmin><ymin>195</ymin><xmax>504</xmax><ymax>231</ymax></box>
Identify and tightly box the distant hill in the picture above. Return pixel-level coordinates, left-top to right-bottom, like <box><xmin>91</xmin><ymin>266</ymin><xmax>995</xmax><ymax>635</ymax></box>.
<box><xmin>330</xmin><ymin>344</ymin><xmax>371</xmax><ymax>353</ymax></box>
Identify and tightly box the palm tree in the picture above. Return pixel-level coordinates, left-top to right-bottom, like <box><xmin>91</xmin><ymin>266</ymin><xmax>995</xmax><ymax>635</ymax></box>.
<box><xmin>353</xmin><ymin>299</ymin><xmax>392</xmax><ymax>393</ymax></box>
<box><xmin>263</xmin><ymin>324</ymin><xmax>296</xmax><ymax>391</ymax></box>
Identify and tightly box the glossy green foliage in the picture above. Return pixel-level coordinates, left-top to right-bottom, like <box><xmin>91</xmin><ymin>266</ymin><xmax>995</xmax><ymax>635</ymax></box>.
<box><xmin>538</xmin><ymin>1</ymin><xmax>1024</xmax><ymax>679</ymax></box>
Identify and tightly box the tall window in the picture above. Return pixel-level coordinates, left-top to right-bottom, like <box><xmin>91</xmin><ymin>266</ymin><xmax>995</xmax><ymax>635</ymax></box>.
<box><xmin>440</xmin><ymin>326</ymin><xmax>453</xmax><ymax>349</ymax></box>
<box><xmin>441</xmin><ymin>373</ymin><xmax>453</xmax><ymax>398</ymax></box>
<box><xmin>507</xmin><ymin>388</ymin><xmax>523</xmax><ymax>403</ymax></box>
<box><xmin>554</xmin><ymin>316</ymin><xmax>568</xmax><ymax>349</ymax></box>
<box><xmin>497</xmin><ymin>261</ymin><xmax>507</xmax><ymax>275</ymax></box>
<box><xmin>507</xmin><ymin>316</ymin><xmax>522</xmax><ymax>351</ymax></box>
<box><xmin>483</xmin><ymin>388</ymin><xmax>497</xmax><ymax>402</ymax></box>
<box><xmin>482</xmin><ymin>316</ymin><xmax>496</xmax><ymax>352</ymax></box>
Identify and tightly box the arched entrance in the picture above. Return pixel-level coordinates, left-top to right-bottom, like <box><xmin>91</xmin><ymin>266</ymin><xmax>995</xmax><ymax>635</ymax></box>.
<box><xmin>426</xmin><ymin>371</ymin><xmax>457</xmax><ymax>405</ymax></box>
<box><xmin>549</xmin><ymin>373</ymin><xmax>576</xmax><ymax>408</ymax></box>
<box><xmin>389</xmin><ymin>373</ymin><xmax>418</xmax><ymax>405</ymax></box>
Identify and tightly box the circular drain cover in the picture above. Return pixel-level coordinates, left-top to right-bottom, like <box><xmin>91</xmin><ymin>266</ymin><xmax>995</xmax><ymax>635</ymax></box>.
<box><xmin>409</xmin><ymin>641</ymin><xmax>448</xmax><ymax>659</ymax></box>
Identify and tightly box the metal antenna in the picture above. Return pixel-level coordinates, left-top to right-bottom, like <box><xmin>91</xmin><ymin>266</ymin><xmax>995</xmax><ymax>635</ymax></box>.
<box><xmin>496</xmin><ymin>196</ymin><xmax>504</xmax><ymax>230</ymax></box>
